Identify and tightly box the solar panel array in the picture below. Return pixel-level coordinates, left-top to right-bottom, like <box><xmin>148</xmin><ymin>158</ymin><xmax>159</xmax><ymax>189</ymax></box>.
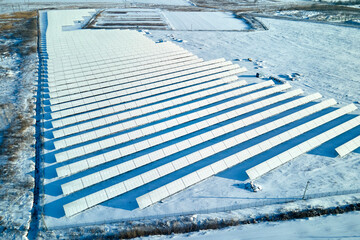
<box><xmin>43</xmin><ymin>14</ymin><xmax>360</xmax><ymax>217</ymax></box>
<box><xmin>93</xmin><ymin>9</ymin><xmax>169</xmax><ymax>30</ymax></box>
<box><xmin>135</xmin><ymin>101</ymin><xmax>358</xmax><ymax>208</ymax></box>
<box><xmin>246</xmin><ymin>112</ymin><xmax>360</xmax><ymax>180</ymax></box>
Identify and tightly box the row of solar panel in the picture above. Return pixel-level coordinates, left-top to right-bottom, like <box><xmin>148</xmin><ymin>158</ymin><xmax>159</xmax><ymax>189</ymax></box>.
<box><xmin>47</xmin><ymin>47</ymin><xmax>190</xmax><ymax>80</ymax></box>
<box><xmin>55</xmin><ymin>81</ymin><xmax>283</xmax><ymax>178</ymax></box>
<box><xmin>51</xmin><ymin>75</ymin><xmax>243</xmax><ymax>139</ymax></box>
<box><xmin>53</xmin><ymin>80</ymin><xmax>275</xmax><ymax>163</ymax></box>
<box><xmin>52</xmin><ymin>77</ymin><xmax>245</xmax><ymax>144</ymax></box>
<box><xmin>57</xmin><ymin>90</ymin><xmax>320</xmax><ymax>194</ymax></box>
<box><xmin>335</xmin><ymin>134</ymin><xmax>360</xmax><ymax>157</ymax></box>
<box><xmin>46</xmin><ymin>42</ymin><xmax>160</xmax><ymax>66</ymax></box>
<box><xmin>48</xmin><ymin>51</ymin><xmax>194</xmax><ymax>85</ymax></box>
<box><xmin>47</xmin><ymin>47</ymin><xmax>189</xmax><ymax>83</ymax></box>
<box><xmin>46</xmin><ymin>33</ymin><xmax>157</xmax><ymax>60</ymax></box>
<box><xmin>49</xmin><ymin>59</ymin><xmax>229</xmax><ymax>110</ymax></box>
<box><xmin>46</xmin><ymin>44</ymin><xmax>177</xmax><ymax>74</ymax></box>
<box><xmin>135</xmin><ymin>103</ymin><xmax>358</xmax><ymax>209</ymax></box>
<box><xmin>50</xmin><ymin>67</ymin><xmax>244</xmax><ymax>128</ymax></box>
<box><xmin>63</xmin><ymin>94</ymin><xmax>348</xmax><ymax>216</ymax></box>
<box><xmin>247</xmin><ymin>110</ymin><xmax>360</xmax><ymax>179</ymax></box>
<box><xmin>53</xmin><ymin>80</ymin><xmax>278</xmax><ymax>151</ymax></box>
<box><xmin>46</xmin><ymin>43</ymin><xmax>167</xmax><ymax>69</ymax></box>
<box><xmin>49</xmin><ymin>59</ymin><xmax>233</xmax><ymax>115</ymax></box>
<box><xmin>49</xmin><ymin>56</ymin><xmax>204</xmax><ymax>101</ymax></box>
<box><xmin>49</xmin><ymin>61</ymin><xmax>231</xmax><ymax>106</ymax></box>
<box><xmin>46</xmin><ymin>45</ymin><xmax>178</xmax><ymax>74</ymax></box>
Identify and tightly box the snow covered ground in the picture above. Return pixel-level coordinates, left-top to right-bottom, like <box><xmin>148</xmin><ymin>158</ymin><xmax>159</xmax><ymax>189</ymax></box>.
<box><xmin>0</xmin><ymin>11</ymin><xmax>38</xmax><ymax>240</ymax></box>
<box><xmin>1</xmin><ymin>0</ymin><xmax>191</xmax><ymax>5</ymax></box>
<box><xmin>162</xmin><ymin>11</ymin><xmax>249</xmax><ymax>31</ymax></box>
<box><xmin>93</xmin><ymin>10</ymin><xmax>249</xmax><ymax>31</ymax></box>
<box><xmin>149</xmin><ymin>18</ymin><xmax>360</xmax><ymax>105</ymax></box>
<box><xmin>40</xmin><ymin>9</ymin><xmax>360</xmax><ymax>231</ymax></box>
<box><xmin>141</xmin><ymin>211</ymin><xmax>360</xmax><ymax>239</ymax></box>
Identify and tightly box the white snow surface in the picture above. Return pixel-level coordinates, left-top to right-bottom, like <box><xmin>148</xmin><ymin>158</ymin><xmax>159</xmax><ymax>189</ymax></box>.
<box><xmin>140</xmin><ymin>211</ymin><xmax>360</xmax><ymax>239</ymax></box>
<box><xmin>162</xmin><ymin>11</ymin><xmax>249</xmax><ymax>31</ymax></box>
<box><xmin>1</xmin><ymin>0</ymin><xmax>191</xmax><ymax>5</ymax></box>
<box><xmin>42</xmin><ymin>9</ymin><xmax>360</xmax><ymax>229</ymax></box>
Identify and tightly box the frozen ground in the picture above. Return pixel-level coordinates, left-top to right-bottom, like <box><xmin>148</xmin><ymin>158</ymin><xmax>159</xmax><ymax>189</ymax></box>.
<box><xmin>150</xmin><ymin>18</ymin><xmax>360</xmax><ymax>105</ymax></box>
<box><xmin>93</xmin><ymin>10</ymin><xmax>249</xmax><ymax>31</ymax></box>
<box><xmin>0</xmin><ymin>0</ymin><xmax>191</xmax><ymax>5</ymax></box>
<box><xmin>0</xmin><ymin>11</ymin><xmax>37</xmax><ymax>240</ymax></box>
<box><xmin>40</xmin><ymin>9</ymin><xmax>360</xmax><ymax>231</ymax></box>
<box><xmin>141</xmin><ymin>211</ymin><xmax>360</xmax><ymax>239</ymax></box>
<box><xmin>162</xmin><ymin>11</ymin><xmax>249</xmax><ymax>31</ymax></box>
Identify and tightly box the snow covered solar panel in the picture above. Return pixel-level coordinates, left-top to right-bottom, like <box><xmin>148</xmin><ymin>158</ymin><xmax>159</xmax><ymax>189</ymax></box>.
<box><xmin>140</xmin><ymin>169</ymin><xmax>160</xmax><ymax>184</ymax></box>
<box><xmin>123</xmin><ymin>175</ymin><xmax>144</xmax><ymax>191</ymax></box>
<box><xmin>156</xmin><ymin>163</ymin><xmax>176</xmax><ymax>177</ymax></box>
<box><xmin>50</xmin><ymin>56</ymin><xmax>205</xmax><ymax>103</ymax></box>
<box><xmin>50</xmin><ymin>63</ymin><xmax>241</xmax><ymax>119</ymax></box>
<box><xmin>181</xmin><ymin>172</ymin><xmax>201</xmax><ymax>188</ymax></box>
<box><xmin>63</xmin><ymin>198</ymin><xmax>88</xmax><ymax>217</ymax></box>
<box><xmin>51</xmin><ymin>68</ymin><xmax>244</xmax><ymax>130</ymax></box>
<box><xmin>54</xmin><ymin>81</ymin><xmax>279</xmax><ymax>164</ymax></box>
<box><xmin>247</xmin><ymin>113</ymin><xmax>360</xmax><ymax>180</ymax></box>
<box><xmin>49</xmin><ymin>53</ymin><xmax>199</xmax><ymax>94</ymax></box>
<box><xmin>85</xmin><ymin>190</ymin><xmax>109</xmax><ymax>207</ymax></box>
<box><xmin>49</xmin><ymin>57</ymin><xmax>223</xmax><ymax>100</ymax></box>
<box><xmin>81</xmin><ymin>172</ymin><xmax>103</xmax><ymax>188</ymax></box>
<box><xmin>51</xmin><ymin>46</ymin><xmax>176</xmax><ymax>74</ymax></box>
<box><xmin>149</xmin><ymin>186</ymin><xmax>170</xmax><ymax>203</ymax></box>
<box><xmin>137</xmin><ymin>194</ymin><xmax>153</xmax><ymax>209</ymax></box>
<box><xmin>62</xmin><ymin>179</ymin><xmax>84</xmax><ymax>196</ymax></box>
<box><xmin>134</xmin><ymin>102</ymin><xmax>356</xmax><ymax>209</ymax></box>
<box><xmin>62</xmin><ymin>93</ymin><xmax>330</xmax><ymax>213</ymax></box>
<box><xmin>335</xmin><ymin>135</ymin><xmax>360</xmax><ymax>157</ymax></box>
<box><xmin>58</xmin><ymin>88</ymin><xmax>311</xmax><ymax>191</ymax></box>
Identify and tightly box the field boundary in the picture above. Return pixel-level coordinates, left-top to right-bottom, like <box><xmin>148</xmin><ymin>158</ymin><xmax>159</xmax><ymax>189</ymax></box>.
<box><xmin>45</xmin><ymin>188</ymin><xmax>360</xmax><ymax>230</ymax></box>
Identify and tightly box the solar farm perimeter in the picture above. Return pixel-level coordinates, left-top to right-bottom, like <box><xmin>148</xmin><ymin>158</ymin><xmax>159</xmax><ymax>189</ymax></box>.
<box><xmin>40</xmin><ymin>9</ymin><xmax>360</xmax><ymax>228</ymax></box>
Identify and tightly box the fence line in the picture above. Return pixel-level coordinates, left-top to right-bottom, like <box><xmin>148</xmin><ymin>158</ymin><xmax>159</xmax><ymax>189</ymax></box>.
<box><xmin>46</xmin><ymin>188</ymin><xmax>360</xmax><ymax>230</ymax></box>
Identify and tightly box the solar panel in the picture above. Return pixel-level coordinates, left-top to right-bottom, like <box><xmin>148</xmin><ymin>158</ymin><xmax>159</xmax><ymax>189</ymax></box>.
<box><xmin>123</xmin><ymin>175</ymin><xmax>144</xmax><ymax>191</ymax></box>
<box><xmin>52</xmin><ymin>44</ymin><xmax>182</xmax><ymax>76</ymax></box>
<box><xmin>84</xmin><ymin>190</ymin><xmax>108</xmax><ymax>207</ymax></box>
<box><xmin>50</xmin><ymin>63</ymin><xmax>241</xmax><ymax>119</ymax></box>
<box><xmin>247</xmin><ymin>113</ymin><xmax>360</xmax><ymax>180</ymax></box>
<box><xmin>51</xmin><ymin>68</ymin><xmax>244</xmax><ymax>129</ymax></box>
<box><xmin>58</xmin><ymin>89</ymin><xmax>322</xmax><ymax>194</ymax></box>
<box><xmin>62</xmin><ymin>85</ymin><xmax>309</xmax><ymax>176</ymax></box>
<box><xmin>49</xmin><ymin>55</ymin><xmax>207</xmax><ymax>103</ymax></box>
<box><xmin>148</xmin><ymin>186</ymin><xmax>170</xmax><ymax>203</ymax></box>
<box><xmin>50</xmin><ymin>57</ymin><xmax>223</xmax><ymax>102</ymax></box>
<box><xmin>132</xmin><ymin>99</ymin><xmax>343</xmax><ymax>208</ymax></box>
<box><xmin>50</xmin><ymin>57</ymin><xmax>203</xmax><ymax>102</ymax></box>
<box><xmin>63</xmin><ymin>198</ymin><xmax>88</xmax><ymax>217</ymax></box>
<box><xmin>136</xmin><ymin>194</ymin><xmax>153</xmax><ymax>209</ymax></box>
<box><xmin>53</xmin><ymin>81</ymin><xmax>277</xmax><ymax>161</ymax></box>
<box><xmin>47</xmin><ymin>49</ymin><xmax>190</xmax><ymax>83</ymax></box>
<box><xmin>105</xmin><ymin>182</ymin><xmax>127</xmax><ymax>199</ymax></box>
<box><xmin>335</xmin><ymin>134</ymin><xmax>360</xmax><ymax>157</ymax></box>
<box><xmin>140</xmin><ymin>169</ymin><xmax>160</xmax><ymax>184</ymax></box>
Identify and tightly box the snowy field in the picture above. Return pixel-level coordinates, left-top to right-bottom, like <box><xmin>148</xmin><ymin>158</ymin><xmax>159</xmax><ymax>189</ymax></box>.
<box><xmin>162</xmin><ymin>11</ymin><xmax>249</xmax><ymax>31</ymax></box>
<box><xmin>149</xmin><ymin>18</ymin><xmax>360</xmax><ymax>105</ymax></box>
<box><xmin>141</xmin><ymin>211</ymin><xmax>360</xmax><ymax>239</ymax></box>
<box><xmin>93</xmin><ymin>10</ymin><xmax>249</xmax><ymax>31</ymax></box>
<box><xmin>1</xmin><ymin>0</ymin><xmax>192</xmax><ymax>5</ymax></box>
<box><xmin>40</xmin><ymin>9</ymin><xmax>360</xmax><ymax>232</ymax></box>
<box><xmin>0</xmin><ymin>10</ymin><xmax>37</xmax><ymax>240</ymax></box>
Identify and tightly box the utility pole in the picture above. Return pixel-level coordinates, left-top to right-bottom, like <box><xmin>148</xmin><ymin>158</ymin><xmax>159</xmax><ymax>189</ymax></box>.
<box><xmin>302</xmin><ymin>180</ymin><xmax>310</xmax><ymax>200</ymax></box>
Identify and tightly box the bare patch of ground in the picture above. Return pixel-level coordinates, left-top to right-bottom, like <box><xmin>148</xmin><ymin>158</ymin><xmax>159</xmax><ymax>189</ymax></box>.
<box><xmin>0</xmin><ymin>10</ymin><xmax>38</xmax><ymax>239</ymax></box>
